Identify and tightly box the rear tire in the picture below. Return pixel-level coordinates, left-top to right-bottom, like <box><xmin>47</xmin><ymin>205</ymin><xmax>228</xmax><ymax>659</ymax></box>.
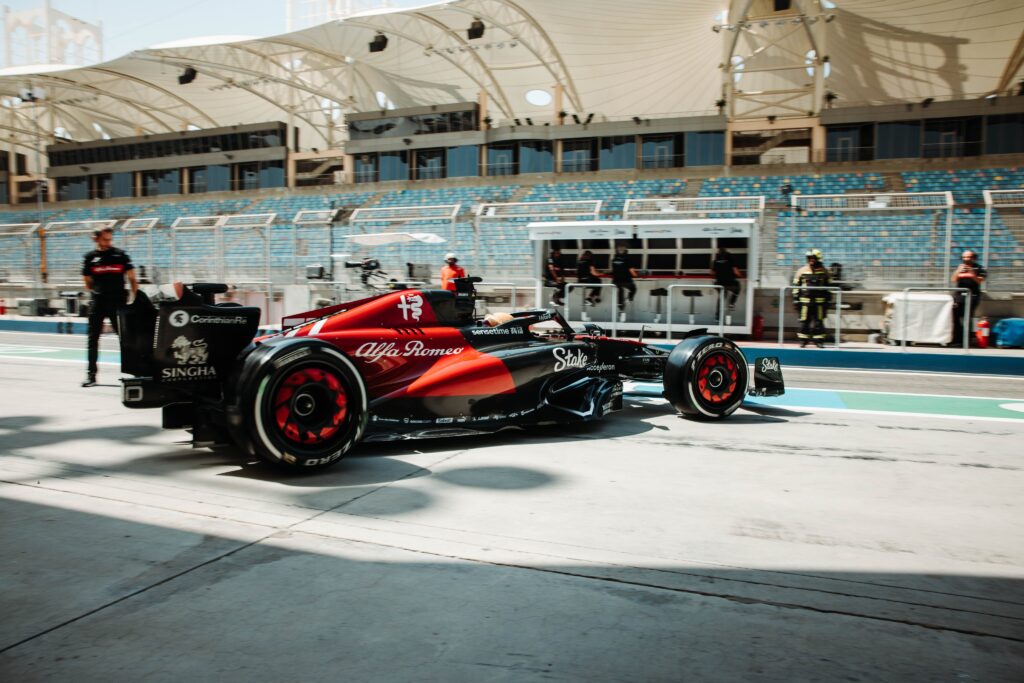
<box><xmin>663</xmin><ymin>335</ymin><xmax>748</xmax><ymax>420</ymax></box>
<box><xmin>232</xmin><ymin>339</ymin><xmax>367</xmax><ymax>471</ymax></box>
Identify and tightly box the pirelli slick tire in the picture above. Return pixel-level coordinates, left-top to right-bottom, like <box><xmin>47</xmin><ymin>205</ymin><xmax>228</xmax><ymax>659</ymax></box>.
<box><xmin>663</xmin><ymin>335</ymin><xmax>748</xmax><ymax>420</ymax></box>
<box><xmin>231</xmin><ymin>339</ymin><xmax>368</xmax><ymax>471</ymax></box>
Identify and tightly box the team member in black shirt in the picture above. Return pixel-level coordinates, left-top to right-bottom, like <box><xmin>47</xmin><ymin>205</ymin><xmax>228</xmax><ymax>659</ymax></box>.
<box><xmin>81</xmin><ymin>227</ymin><xmax>137</xmax><ymax>386</ymax></box>
<box><xmin>611</xmin><ymin>244</ymin><xmax>638</xmax><ymax>318</ymax></box>
<box><xmin>711</xmin><ymin>246</ymin><xmax>743</xmax><ymax>319</ymax></box>
<box><xmin>544</xmin><ymin>247</ymin><xmax>566</xmax><ymax>307</ymax></box>
<box><xmin>576</xmin><ymin>250</ymin><xmax>602</xmax><ymax>306</ymax></box>
<box><xmin>951</xmin><ymin>249</ymin><xmax>986</xmax><ymax>345</ymax></box>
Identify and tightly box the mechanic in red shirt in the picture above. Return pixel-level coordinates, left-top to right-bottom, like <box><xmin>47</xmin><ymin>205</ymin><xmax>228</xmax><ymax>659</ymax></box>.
<box><xmin>440</xmin><ymin>252</ymin><xmax>466</xmax><ymax>291</ymax></box>
<box><xmin>81</xmin><ymin>227</ymin><xmax>137</xmax><ymax>387</ymax></box>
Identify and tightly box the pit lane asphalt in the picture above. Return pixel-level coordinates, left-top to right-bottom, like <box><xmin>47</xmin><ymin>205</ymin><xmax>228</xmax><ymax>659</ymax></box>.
<box><xmin>0</xmin><ymin>330</ymin><xmax>1021</xmax><ymax>681</ymax></box>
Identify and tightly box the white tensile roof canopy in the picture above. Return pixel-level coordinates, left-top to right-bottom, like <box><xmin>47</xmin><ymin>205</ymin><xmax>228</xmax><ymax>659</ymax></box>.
<box><xmin>1</xmin><ymin>0</ymin><xmax>1022</xmax><ymax>158</ymax></box>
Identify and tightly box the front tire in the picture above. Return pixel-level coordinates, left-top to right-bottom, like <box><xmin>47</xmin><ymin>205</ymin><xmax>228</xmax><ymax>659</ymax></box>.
<box><xmin>232</xmin><ymin>339</ymin><xmax>367</xmax><ymax>471</ymax></box>
<box><xmin>663</xmin><ymin>335</ymin><xmax>748</xmax><ymax>420</ymax></box>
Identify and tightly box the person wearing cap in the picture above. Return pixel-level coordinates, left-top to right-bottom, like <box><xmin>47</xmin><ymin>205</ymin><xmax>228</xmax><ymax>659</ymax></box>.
<box><xmin>792</xmin><ymin>248</ymin><xmax>831</xmax><ymax>348</ymax></box>
<box><xmin>951</xmin><ymin>249</ymin><xmax>986</xmax><ymax>345</ymax></box>
<box><xmin>440</xmin><ymin>252</ymin><xmax>466</xmax><ymax>292</ymax></box>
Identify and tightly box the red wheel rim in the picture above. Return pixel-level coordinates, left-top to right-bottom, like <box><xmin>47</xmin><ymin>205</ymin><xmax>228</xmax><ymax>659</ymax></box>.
<box><xmin>696</xmin><ymin>351</ymin><xmax>739</xmax><ymax>405</ymax></box>
<box><xmin>272</xmin><ymin>366</ymin><xmax>348</xmax><ymax>445</ymax></box>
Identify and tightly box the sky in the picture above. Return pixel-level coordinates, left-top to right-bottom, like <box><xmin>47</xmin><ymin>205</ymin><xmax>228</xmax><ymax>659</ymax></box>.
<box><xmin>2</xmin><ymin>0</ymin><xmax>429</xmax><ymax>65</ymax></box>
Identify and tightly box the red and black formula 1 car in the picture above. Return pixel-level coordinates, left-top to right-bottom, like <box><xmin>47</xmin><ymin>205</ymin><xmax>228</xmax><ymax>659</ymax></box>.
<box><xmin>117</xmin><ymin>279</ymin><xmax>784</xmax><ymax>471</ymax></box>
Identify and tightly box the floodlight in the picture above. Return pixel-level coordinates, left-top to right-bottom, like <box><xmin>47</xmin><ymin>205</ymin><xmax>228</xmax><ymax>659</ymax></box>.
<box><xmin>369</xmin><ymin>33</ymin><xmax>388</xmax><ymax>53</ymax></box>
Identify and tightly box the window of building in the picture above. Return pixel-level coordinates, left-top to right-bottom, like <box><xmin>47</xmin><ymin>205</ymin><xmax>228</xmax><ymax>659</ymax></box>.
<box><xmin>189</xmin><ymin>166</ymin><xmax>208</xmax><ymax>194</ymax></box>
<box><xmin>986</xmin><ymin>113</ymin><xmax>1024</xmax><ymax>154</ymax></box>
<box><xmin>379</xmin><ymin>151</ymin><xmax>409</xmax><ymax>182</ymax></box>
<box><xmin>599</xmin><ymin>136</ymin><xmax>636</xmax><ymax>170</ymax></box>
<box><xmin>825</xmin><ymin>124</ymin><xmax>874</xmax><ymax>162</ymax></box>
<box><xmin>877</xmin><ymin>121</ymin><xmax>921</xmax><ymax>159</ymax></box>
<box><xmin>562</xmin><ymin>138</ymin><xmax>597</xmax><ymax>173</ymax></box>
<box><xmin>923</xmin><ymin>117</ymin><xmax>982</xmax><ymax>158</ymax></box>
<box><xmin>520</xmin><ymin>140</ymin><xmax>553</xmax><ymax>173</ymax></box>
<box><xmin>110</xmin><ymin>172</ymin><xmax>133</xmax><ymax>198</ymax></box>
<box><xmin>415</xmin><ymin>148</ymin><xmax>445</xmax><ymax>180</ymax></box>
<box><xmin>487</xmin><ymin>144</ymin><xmax>517</xmax><ymax>176</ymax></box>
<box><xmin>446</xmin><ymin>145</ymin><xmax>478</xmax><ymax>178</ymax></box>
<box><xmin>640</xmin><ymin>134</ymin><xmax>684</xmax><ymax>169</ymax></box>
<box><xmin>685</xmin><ymin>131</ymin><xmax>724</xmax><ymax>166</ymax></box>
<box><xmin>206</xmin><ymin>165</ymin><xmax>231</xmax><ymax>192</ymax></box>
<box><xmin>355</xmin><ymin>154</ymin><xmax>378</xmax><ymax>183</ymax></box>
<box><xmin>57</xmin><ymin>176</ymin><xmax>88</xmax><ymax>201</ymax></box>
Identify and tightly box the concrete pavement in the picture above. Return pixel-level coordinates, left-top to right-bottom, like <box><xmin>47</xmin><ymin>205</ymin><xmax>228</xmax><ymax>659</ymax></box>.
<box><xmin>0</xmin><ymin>341</ymin><xmax>1021</xmax><ymax>681</ymax></box>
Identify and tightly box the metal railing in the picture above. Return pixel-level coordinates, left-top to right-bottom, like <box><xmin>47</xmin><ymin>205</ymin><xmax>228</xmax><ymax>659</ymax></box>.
<box><xmin>477</xmin><ymin>278</ymin><xmax>540</xmax><ymax>310</ymax></box>
<box><xmin>234</xmin><ymin>280</ymin><xmax>276</xmax><ymax>326</ymax></box>
<box><xmin>564</xmin><ymin>282</ymin><xmax>620</xmax><ymax>336</ymax></box>
<box><xmin>665</xmin><ymin>284</ymin><xmax>725</xmax><ymax>339</ymax></box>
<box><xmin>898</xmin><ymin>287</ymin><xmax>971</xmax><ymax>352</ymax></box>
<box><xmin>777</xmin><ymin>285</ymin><xmax>843</xmax><ymax>348</ymax></box>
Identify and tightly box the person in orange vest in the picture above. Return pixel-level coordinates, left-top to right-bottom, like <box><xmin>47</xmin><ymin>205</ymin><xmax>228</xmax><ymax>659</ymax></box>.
<box><xmin>440</xmin><ymin>252</ymin><xmax>466</xmax><ymax>291</ymax></box>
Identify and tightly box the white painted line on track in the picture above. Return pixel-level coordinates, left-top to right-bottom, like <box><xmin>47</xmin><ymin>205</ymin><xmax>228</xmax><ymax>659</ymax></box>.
<box><xmin>748</xmin><ymin>404</ymin><xmax>1024</xmax><ymax>424</ymax></box>
<box><xmin>0</xmin><ymin>356</ymin><xmax>119</xmax><ymax>366</ymax></box>
<box><xmin>628</xmin><ymin>381</ymin><xmax>1024</xmax><ymax>403</ymax></box>
<box><xmin>790</xmin><ymin>386</ymin><xmax>1024</xmax><ymax>403</ymax></box>
<box><xmin>779</xmin><ymin>366</ymin><xmax>1024</xmax><ymax>381</ymax></box>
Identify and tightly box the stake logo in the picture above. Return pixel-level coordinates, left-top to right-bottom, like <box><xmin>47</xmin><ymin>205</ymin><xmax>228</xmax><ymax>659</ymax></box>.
<box><xmin>553</xmin><ymin>346</ymin><xmax>589</xmax><ymax>372</ymax></box>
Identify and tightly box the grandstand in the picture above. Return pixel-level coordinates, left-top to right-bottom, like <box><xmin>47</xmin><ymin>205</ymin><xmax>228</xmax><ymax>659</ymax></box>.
<box><xmin>2</xmin><ymin>0</ymin><xmax>1024</xmax><ymax>329</ymax></box>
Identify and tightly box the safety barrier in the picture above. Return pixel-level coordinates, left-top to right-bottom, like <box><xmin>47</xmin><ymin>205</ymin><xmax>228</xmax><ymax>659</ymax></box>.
<box><xmin>665</xmin><ymin>284</ymin><xmax>725</xmax><ymax>340</ymax></box>
<box><xmin>777</xmin><ymin>285</ymin><xmax>843</xmax><ymax>348</ymax></box>
<box><xmin>564</xmin><ymin>282</ymin><xmax>621</xmax><ymax>336</ymax></box>
<box><xmin>234</xmin><ymin>280</ymin><xmax>276</xmax><ymax>326</ymax></box>
<box><xmin>477</xmin><ymin>278</ymin><xmax>540</xmax><ymax>311</ymax></box>
<box><xmin>899</xmin><ymin>287</ymin><xmax>971</xmax><ymax>352</ymax></box>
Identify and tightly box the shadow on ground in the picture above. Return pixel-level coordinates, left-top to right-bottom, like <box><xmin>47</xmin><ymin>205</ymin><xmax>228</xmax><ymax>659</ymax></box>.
<box><xmin>0</xmin><ymin>496</ymin><xmax>1020</xmax><ymax>682</ymax></box>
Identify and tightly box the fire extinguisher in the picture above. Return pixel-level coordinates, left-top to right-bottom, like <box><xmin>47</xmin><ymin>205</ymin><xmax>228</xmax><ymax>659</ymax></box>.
<box><xmin>752</xmin><ymin>313</ymin><xmax>765</xmax><ymax>341</ymax></box>
<box><xmin>975</xmin><ymin>317</ymin><xmax>991</xmax><ymax>349</ymax></box>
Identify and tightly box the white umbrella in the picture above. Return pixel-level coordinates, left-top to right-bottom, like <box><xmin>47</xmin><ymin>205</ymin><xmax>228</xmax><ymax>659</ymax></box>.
<box><xmin>347</xmin><ymin>232</ymin><xmax>446</xmax><ymax>246</ymax></box>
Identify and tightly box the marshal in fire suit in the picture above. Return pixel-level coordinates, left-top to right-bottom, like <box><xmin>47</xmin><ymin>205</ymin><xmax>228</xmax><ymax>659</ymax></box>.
<box><xmin>792</xmin><ymin>249</ymin><xmax>831</xmax><ymax>348</ymax></box>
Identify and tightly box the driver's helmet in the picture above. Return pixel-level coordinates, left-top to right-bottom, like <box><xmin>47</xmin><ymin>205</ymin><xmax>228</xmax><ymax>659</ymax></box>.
<box><xmin>483</xmin><ymin>312</ymin><xmax>514</xmax><ymax>327</ymax></box>
<box><xmin>805</xmin><ymin>248</ymin><xmax>823</xmax><ymax>262</ymax></box>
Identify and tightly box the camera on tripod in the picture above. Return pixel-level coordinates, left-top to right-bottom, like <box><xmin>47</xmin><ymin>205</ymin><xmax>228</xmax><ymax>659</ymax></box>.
<box><xmin>344</xmin><ymin>257</ymin><xmax>387</xmax><ymax>286</ymax></box>
<box><xmin>345</xmin><ymin>257</ymin><xmax>381</xmax><ymax>272</ymax></box>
